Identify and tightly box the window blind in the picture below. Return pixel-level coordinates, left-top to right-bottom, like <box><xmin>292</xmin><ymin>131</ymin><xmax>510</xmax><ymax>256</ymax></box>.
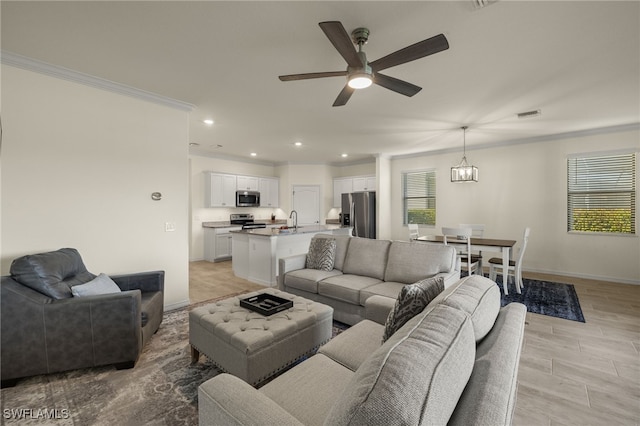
<box><xmin>567</xmin><ymin>152</ymin><xmax>636</xmax><ymax>234</ymax></box>
<box><xmin>403</xmin><ymin>170</ymin><xmax>436</xmax><ymax>225</ymax></box>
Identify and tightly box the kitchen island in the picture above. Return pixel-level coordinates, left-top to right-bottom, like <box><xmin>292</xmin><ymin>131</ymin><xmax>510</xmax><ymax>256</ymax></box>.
<box><xmin>231</xmin><ymin>225</ymin><xmax>351</xmax><ymax>286</ymax></box>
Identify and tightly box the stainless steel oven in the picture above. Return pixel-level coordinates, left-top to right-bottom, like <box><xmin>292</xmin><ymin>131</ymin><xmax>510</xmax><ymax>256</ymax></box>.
<box><xmin>236</xmin><ymin>191</ymin><xmax>260</xmax><ymax>207</ymax></box>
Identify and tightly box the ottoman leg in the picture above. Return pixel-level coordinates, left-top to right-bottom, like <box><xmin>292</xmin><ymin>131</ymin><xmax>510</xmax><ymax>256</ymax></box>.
<box><xmin>190</xmin><ymin>345</ymin><xmax>200</xmax><ymax>364</ymax></box>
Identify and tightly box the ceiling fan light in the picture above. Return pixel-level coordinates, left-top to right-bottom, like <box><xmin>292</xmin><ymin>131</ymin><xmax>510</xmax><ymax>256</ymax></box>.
<box><xmin>348</xmin><ymin>74</ymin><xmax>373</xmax><ymax>89</ymax></box>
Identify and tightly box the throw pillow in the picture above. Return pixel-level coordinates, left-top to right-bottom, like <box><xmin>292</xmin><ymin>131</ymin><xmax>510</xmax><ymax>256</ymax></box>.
<box><xmin>306</xmin><ymin>237</ymin><xmax>337</xmax><ymax>271</ymax></box>
<box><xmin>382</xmin><ymin>276</ymin><xmax>445</xmax><ymax>342</ymax></box>
<box><xmin>71</xmin><ymin>273</ymin><xmax>122</xmax><ymax>297</ymax></box>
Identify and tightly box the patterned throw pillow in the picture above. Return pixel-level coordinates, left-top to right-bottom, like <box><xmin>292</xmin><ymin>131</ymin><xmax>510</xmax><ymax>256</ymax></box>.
<box><xmin>306</xmin><ymin>237</ymin><xmax>337</xmax><ymax>271</ymax></box>
<box><xmin>382</xmin><ymin>276</ymin><xmax>445</xmax><ymax>342</ymax></box>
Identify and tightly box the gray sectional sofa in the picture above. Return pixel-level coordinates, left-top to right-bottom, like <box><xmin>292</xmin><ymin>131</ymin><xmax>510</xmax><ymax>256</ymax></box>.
<box><xmin>278</xmin><ymin>235</ymin><xmax>459</xmax><ymax>325</ymax></box>
<box><xmin>198</xmin><ymin>275</ymin><xmax>527</xmax><ymax>425</ymax></box>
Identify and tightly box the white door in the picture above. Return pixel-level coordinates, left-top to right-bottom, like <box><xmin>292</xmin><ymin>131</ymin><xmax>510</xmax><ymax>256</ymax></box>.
<box><xmin>292</xmin><ymin>185</ymin><xmax>320</xmax><ymax>226</ymax></box>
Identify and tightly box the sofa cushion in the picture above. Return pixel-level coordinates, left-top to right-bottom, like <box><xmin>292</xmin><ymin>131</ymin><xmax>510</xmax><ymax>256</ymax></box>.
<box><xmin>283</xmin><ymin>268</ymin><xmax>343</xmax><ymax>294</ymax></box>
<box><xmin>325</xmin><ymin>304</ymin><xmax>476</xmax><ymax>425</ymax></box>
<box><xmin>318</xmin><ymin>274</ymin><xmax>382</xmax><ymax>305</ymax></box>
<box><xmin>10</xmin><ymin>248</ymin><xmax>96</xmax><ymax>299</ymax></box>
<box><xmin>358</xmin><ymin>281</ymin><xmax>405</xmax><ymax>306</ymax></box>
<box><xmin>305</xmin><ymin>237</ymin><xmax>336</xmax><ymax>271</ymax></box>
<box><xmin>318</xmin><ymin>319</ymin><xmax>385</xmax><ymax>371</ymax></box>
<box><xmin>384</xmin><ymin>241</ymin><xmax>456</xmax><ymax>284</ymax></box>
<box><xmin>71</xmin><ymin>273</ymin><xmax>121</xmax><ymax>297</ymax></box>
<box><xmin>260</xmin><ymin>353</ymin><xmax>354</xmax><ymax>425</ymax></box>
<box><xmin>342</xmin><ymin>238</ymin><xmax>391</xmax><ymax>280</ymax></box>
<box><xmin>429</xmin><ymin>275</ymin><xmax>501</xmax><ymax>342</ymax></box>
<box><xmin>382</xmin><ymin>276</ymin><xmax>444</xmax><ymax>342</ymax></box>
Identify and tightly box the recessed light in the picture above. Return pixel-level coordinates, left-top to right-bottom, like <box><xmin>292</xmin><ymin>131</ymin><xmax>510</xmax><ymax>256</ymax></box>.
<box><xmin>250</xmin><ymin>152</ymin><xmax>257</xmax><ymax>157</ymax></box>
<box><xmin>341</xmin><ymin>153</ymin><xmax>348</xmax><ymax>158</ymax></box>
<box><xmin>294</xmin><ymin>142</ymin><xmax>303</xmax><ymax>147</ymax></box>
<box><xmin>203</xmin><ymin>119</ymin><xmax>214</xmax><ymax>126</ymax></box>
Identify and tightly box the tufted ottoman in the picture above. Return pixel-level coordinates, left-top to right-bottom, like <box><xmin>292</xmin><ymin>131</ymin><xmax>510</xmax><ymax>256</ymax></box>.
<box><xmin>189</xmin><ymin>288</ymin><xmax>333</xmax><ymax>386</ymax></box>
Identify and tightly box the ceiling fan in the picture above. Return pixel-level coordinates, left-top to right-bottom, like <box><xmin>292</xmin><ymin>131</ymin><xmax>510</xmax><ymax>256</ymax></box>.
<box><xmin>278</xmin><ymin>21</ymin><xmax>449</xmax><ymax>107</ymax></box>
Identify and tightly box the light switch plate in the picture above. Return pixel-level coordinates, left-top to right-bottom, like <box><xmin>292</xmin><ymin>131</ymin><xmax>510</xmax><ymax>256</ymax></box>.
<box><xmin>165</xmin><ymin>222</ymin><xmax>176</xmax><ymax>232</ymax></box>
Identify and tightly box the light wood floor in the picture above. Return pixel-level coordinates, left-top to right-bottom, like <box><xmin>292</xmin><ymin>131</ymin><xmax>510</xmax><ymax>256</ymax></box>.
<box><xmin>189</xmin><ymin>261</ymin><xmax>640</xmax><ymax>425</ymax></box>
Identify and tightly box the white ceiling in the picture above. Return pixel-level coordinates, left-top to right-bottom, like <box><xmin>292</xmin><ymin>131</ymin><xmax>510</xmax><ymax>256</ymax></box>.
<box><xmin>2</xmin><ymin>1</ymin><xmax>639</xmax><ymax>165</ymax></box>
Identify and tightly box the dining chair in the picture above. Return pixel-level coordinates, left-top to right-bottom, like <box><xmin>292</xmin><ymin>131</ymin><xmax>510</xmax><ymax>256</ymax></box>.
<box><xmin>489</xmin><ymin>227</ymin><xmax>531</xmax><ymax>293</ymax></box>
<box><xmin>442</xmin><ymin>227</ymin><xmax>481</xmax><ymax>276</ymax></box>
<box><xmin>459</xmin><ymin>223</ymin><xmax>485</xmax><ymax>274</ymax></box>
<box><xmin>408</xmin><ymin>223</ymin><xmax>420</xmax><ymax>241</ymax></box>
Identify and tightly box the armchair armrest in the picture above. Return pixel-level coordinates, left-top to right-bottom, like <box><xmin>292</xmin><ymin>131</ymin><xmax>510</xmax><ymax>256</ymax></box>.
<box><xmin>277</xmin><ymin>254</ymin><xmax>307</xmax><ymax>290</ymax></box>
<box><xmin>199</xmin><ymin>374</ymin><xmax>304</xmax><ymax>426</ymax></box>
<box><xmin>111</xmin><ymin>270</ymin><xmax>164</xmax><ymax>293</ymax></box>
<box><xmin>365</xmin><ymin>295</ymin><xmax>396</xmax><ymax>325</ymax></box>
<box><xmin>43</xmin><ymin>290</ymin><xmax>142</xmax><ymax>368</ymax></box>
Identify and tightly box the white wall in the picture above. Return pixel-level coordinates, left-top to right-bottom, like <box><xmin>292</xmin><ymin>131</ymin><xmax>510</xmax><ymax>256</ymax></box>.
<box><xmin>390</xmin><ymin>127</ymin><xmax>640</xmax><ymax>284</ymax></box>
<box><xmin>1</xmin><ymin>66</ymin><xmax>191</xmax><ymax>309</ymax></box>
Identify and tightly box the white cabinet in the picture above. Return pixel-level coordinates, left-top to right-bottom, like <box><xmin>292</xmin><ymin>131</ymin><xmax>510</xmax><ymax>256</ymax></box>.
<box><xmin>333</xmin><ymin>178</ymin><xmax>353</xmax><ymax>207</ymax></box>
<box><xmin>205</xmin><ymin>172</ymin><xmax>279</xmax><ymax>208</ymax></box>
<box><xmin>237</xmin><ymin>176</ymin><xmax>259</xmax><ymax>191</ymax></box>
<box><xmin>259</xmin><ymin>178</ymin><xmax>279</xmax><ymax>208</ymax></box>
<box><xmin>204</xmin><ymin>227</ymin><xmax>241</xmax><ymax>262</ymax></box>
<box><xmin>205</xmin><ymin>173</ymin><xmax>237</xmax><ymax>207</ymax></box>
<box><xmin>352</xmin><ymin>176</ymin><xmax>376</xmax><ymax>192</ymax></box>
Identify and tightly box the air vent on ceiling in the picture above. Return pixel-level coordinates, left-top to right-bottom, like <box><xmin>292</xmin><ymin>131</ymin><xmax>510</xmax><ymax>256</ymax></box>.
<box><xmin>517</xmin><ymin>109</ymin><xmax>541</xmax><ymax>119</ymax></box>
<box><xmin>473</xmin><ymin>0</ymin><xmax>498</xmax><ymax>9</ymax></box>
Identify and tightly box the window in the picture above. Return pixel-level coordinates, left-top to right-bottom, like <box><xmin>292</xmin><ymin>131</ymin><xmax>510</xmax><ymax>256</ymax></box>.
<box><xmin>567</xmin><ymin>151</ymin><xmax>636</xmax><ymax>234</ymax></box>
<box><xmin>403</xmin><ymin>170</ymin><xmax>436</xmax><ymax>225</ymax></box>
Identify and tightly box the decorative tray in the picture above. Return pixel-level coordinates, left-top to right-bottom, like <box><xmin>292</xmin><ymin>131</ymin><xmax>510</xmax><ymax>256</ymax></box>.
<box><xmin>240</xmin><ymin>293</ymin><xmax>293</xmax><ymax>316</ymax></box>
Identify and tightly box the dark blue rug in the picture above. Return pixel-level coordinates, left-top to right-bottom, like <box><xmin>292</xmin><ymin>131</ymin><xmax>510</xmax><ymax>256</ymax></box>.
<box><xmin>493</xmin><ymin>276</ymin><xmax>585</xmax><ymax>322</ymax></box>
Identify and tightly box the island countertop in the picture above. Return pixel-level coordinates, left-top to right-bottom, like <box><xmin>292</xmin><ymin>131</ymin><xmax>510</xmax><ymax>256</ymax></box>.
<box><xmin>229</xmin><ymin>224</ymin><xmax>347</xmax><ymax>237</ymax></box>
<box><xmin>202</xmin><ymin>220</ymin><xmax>287</xmax><ymax>229</ymax></box>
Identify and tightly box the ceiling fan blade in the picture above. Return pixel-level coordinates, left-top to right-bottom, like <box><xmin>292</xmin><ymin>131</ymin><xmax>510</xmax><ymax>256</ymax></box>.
<box><xmin>279</xmin><ymin>71</ymin><xmax>347</xmax><ymax>81</ymax></box>
<box><xmin>319</xmin><ymin>21</ymin><xmax>363</xmax><ymax>69</ymax></box>
<box><xmin>374</xmin><ymin>73</ymin><xmax>422</xmax><ymax>97</ymax></box>
<box><xmin>332</xmin><ymin>85</ymin><xmax>355</xmax><ymax>107</ymax></box>
<box><xmin>369</xmin><ymin>33</ymin><xmax>449</xmax><ymax>72</ymax></box>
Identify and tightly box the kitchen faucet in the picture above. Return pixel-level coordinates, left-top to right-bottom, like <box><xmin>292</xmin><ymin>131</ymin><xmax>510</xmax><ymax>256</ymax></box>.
<box><xmin>289</xmin><ymin>210</ymin><xmax>298</xmax><ymax>230</ymax></box>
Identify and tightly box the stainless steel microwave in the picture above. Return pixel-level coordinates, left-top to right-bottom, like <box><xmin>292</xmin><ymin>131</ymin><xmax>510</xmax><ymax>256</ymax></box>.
<box><xmin>236</xmin><ymin>191</ymin><xmax>260</xmax><ymax>207</ymax></box>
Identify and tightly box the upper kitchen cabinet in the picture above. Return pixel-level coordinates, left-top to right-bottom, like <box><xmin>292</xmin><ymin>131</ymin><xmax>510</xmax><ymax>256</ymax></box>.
<box><xmin>333</xmin><ymin>175</ymin><xmax>376</xmax><ymax>207</ymax></box>
<box><xmin>237</xmin><ymin>175</ymin><xmax>260</xmax><ymax>191</ymax></box>
<box><xmin>205</xmin><ymin>172</ymin><xmax>237</xmax><ymax>207</ymax></box>
<box><xmin>259</xmin><ymin>177</ymin><xmax>279</xmax><ymax>208</ymax></box>
<box><xmin>333</xmin><ymin>178</ymin><xmax>353</xmax><ymax>207</ymax></box>
<box><xmin>352</xmin><ymin>176</ymin><xmax>376</xmax><ymax>192</ymax></box>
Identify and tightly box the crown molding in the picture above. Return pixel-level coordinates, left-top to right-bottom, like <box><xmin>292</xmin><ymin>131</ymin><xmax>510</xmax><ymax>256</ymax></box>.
<box><xmin>1</xmin><ymin>50</ymin><xmax>195</xmax><ymax>112</ymax></box>
<box><xmin>390</xmin><ymin>122</ymin><xmax>640</xmax><ymax>161</ymax></box>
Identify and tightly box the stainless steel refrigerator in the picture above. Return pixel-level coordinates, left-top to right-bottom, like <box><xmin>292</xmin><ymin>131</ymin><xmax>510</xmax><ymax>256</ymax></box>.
<box><xmin>341</xmin><ymin>191</ymin><xmax>376</xmax><ymax>239</ymax></box>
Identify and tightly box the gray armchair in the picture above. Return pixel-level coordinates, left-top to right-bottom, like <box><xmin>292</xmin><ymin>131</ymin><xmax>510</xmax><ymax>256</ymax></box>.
<box><xmin>1</xmin><ymin>248</ymin><xmax>164</xmax><ymax>387</ymax></box>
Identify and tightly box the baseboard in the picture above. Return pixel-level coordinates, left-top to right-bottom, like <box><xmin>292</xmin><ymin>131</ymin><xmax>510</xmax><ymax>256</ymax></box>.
<box><xmin>522</xmin><ymin>267</ymin><xmax>640</xmax><ymax>286</ymax></box>
<box><xmin>165</xmin><ymin>300</ymin><xmax>190</xmax><ymax>311</ymax></box>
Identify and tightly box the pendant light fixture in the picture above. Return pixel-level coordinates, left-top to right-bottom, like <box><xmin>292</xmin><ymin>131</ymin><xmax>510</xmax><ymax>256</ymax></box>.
<box><xmin>451</xmin><ymin>126</ymin><xmax>478</xmax><ymax>183</ymax></box>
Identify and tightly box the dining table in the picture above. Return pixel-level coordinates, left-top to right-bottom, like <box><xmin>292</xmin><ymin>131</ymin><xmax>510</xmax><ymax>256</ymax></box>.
<box><xmin>416</xmin><ymin>235</ymin><xmax>518</xmax><ymax>294</ymax></box>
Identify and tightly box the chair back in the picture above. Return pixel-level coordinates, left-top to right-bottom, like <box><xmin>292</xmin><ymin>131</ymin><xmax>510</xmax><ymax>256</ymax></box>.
<box><xmin>441</xmin><ymin>227</ymin><xmax>472</xmax><ymax>253</ymax></box>
<box><xmin>516</xmin><ymin>227</ymin><xmax>531</xmax><ymax>264</ymax></box>
<box><xmin>408</xmin><ymin>224</ymin><xmax>420</xmax><ymax>240</ymax></box>
<box><xmin>459</xmin><ymin>223</ymin><xmax>485</xmax><ymax>238</ymax></box>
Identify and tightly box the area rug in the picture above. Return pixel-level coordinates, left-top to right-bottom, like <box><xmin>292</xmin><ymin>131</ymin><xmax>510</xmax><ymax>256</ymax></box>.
<box><xmin>0</xmin><ymin>294</ymin><xmax>349</xmax><ymax>426</ymax></box>
<box><xmin>494</xmin><ymin>276</ymin><xmax>586</xmax><ymax>322</ymax></box>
